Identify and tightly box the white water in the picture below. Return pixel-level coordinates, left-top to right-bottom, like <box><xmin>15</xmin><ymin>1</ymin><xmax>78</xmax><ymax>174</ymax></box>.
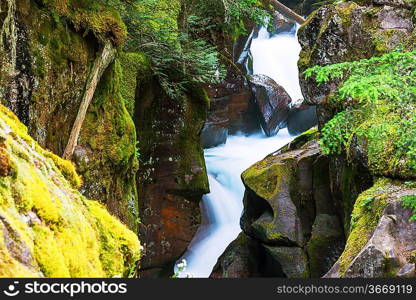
<box><xmin>175</xmin><ymin>26</ymin><xmax>302</xmax><ymax>278</ymax></box>
<box><xmin>251</xmin><ymin>26</ymin><xmax>303</xmax><ymax>103</ymax></box>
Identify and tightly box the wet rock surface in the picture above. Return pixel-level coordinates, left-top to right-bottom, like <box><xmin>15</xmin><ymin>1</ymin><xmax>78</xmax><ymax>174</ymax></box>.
<box><xmin>220</xmin><ymin>129</ymin><xmax>346</xmax><ymax>278</ymax></box>
<box><xmin>248</xmin><ymin>74</ymin><xmax>292</xmax><ymax>137</ymax></box>
<box><xmin>136</xmin><ymin>77</ymin><xmax>209</xmax><ymax>276</ymax></box>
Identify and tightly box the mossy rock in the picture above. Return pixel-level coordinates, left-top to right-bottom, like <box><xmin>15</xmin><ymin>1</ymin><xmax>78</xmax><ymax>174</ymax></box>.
<box><xmin>38</xmin><ymin>0</ymin><xmax>127</xmax><ymax>45</ymax></box>
<box><xmin>0</xmin><ymin>104</ymin><xmax>141</xmax><ymax>277</ymax></box>
<box><xmin>306</xmin><ymin>214</ymin><xmax>345</xmax><ymax>277</ymax></box>
<box><xmin>326</xmin><ymin>178</ymin><xmax>416</xmax><ymax>277</ymax></box>
<box><xmin>241</xmin><ymin>131</ymin><xmax>324</xmax><ymax>246</ymax></box>
<box><xmin>76</xmin><ymin>59</ymin><xmax>139</xmax><ymax>230</ymax></box>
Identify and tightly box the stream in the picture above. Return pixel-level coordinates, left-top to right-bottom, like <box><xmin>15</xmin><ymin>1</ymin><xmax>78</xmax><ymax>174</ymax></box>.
<box><xmin>175</xmin><ymin>24</ymin><xmax>303</xmax><ymax>278</ymax></box>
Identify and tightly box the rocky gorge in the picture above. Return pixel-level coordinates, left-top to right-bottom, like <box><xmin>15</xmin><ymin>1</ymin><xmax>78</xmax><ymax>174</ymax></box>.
<box><xmin>0</xmin><ymin>0</ymin><xmax>414</xmax><ymax>279</ymax></box>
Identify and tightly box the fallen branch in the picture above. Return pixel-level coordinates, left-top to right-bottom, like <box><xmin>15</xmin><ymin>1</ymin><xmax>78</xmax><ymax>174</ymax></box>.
<box><xmin>268</xmin><ymin>0</ymin><xmax>306</xmax><ymax>24</ymax></box>
<box><xmin>63</xmin><ymin>40</ymin><xmax>116</xmax><ymax>160</ymax></box>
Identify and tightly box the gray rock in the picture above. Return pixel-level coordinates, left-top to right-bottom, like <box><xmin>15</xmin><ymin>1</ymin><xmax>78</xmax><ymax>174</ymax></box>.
<box><xmin>263</xmin><ymin>245</ymin><xmax>309</xmax><ymax>278</ymax></box>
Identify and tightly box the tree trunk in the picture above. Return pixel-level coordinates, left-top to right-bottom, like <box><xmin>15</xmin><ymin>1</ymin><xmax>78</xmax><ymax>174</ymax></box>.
<box><xmin>268</xmin><ymin>0</ymin><xmax>306</xmax><ymax>24</ymax></box>
<box><xmin>63</xmin><ymin>40</ymin><xmax>116</xmax><ymax>160</ymax></box>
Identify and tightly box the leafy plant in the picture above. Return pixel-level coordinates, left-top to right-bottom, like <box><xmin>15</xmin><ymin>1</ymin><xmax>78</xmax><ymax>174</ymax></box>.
<box><xmin>401</xmin><ymin>194</ymin><xmax>416</xmax><ymax>222</ymax></box>
<box><xmin>172</xmin><ymin>259</ymin><xmax>193</xmax><ymax>278</ymax></box>
<box><xmin>305</xmin><ymin>50</ymin><xmax>416</xmax><ymax>177</ymax></box>
<box><xmin>361</xmin><ymin>196</ymin><xmax>375</xmax><ymax>211</ymax></box>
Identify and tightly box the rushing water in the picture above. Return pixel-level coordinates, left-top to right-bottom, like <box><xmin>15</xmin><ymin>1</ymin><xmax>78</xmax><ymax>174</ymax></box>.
<box><xmin>175</xmin><ymin>25</ymin><xmax>302</xmax><ymax>277</ymax></box>
<box><xmin>251</xmin><ymin>25</ymin><xmax>303</xmax><ymax>103</ymax></box>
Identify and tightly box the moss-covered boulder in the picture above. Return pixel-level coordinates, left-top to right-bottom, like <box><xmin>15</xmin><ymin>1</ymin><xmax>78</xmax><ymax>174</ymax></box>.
<box><xmin>0</xmin><ymin>0</ymin><xmax>140</xmax><ymax>229</ymax></box>
<box><xmin>0</xmin><ymin>105</ymin><xmax>141</xmax><ymax>277</ymax></box>
<box><xmin>241</xmin><ymin>128</ymin><xmax>322</xmax><ymax>246</ymax></box>
<box><xmin>298</xmin><ymin>1</ymin><xmax>415</xmax><ymax>126</ymax></box>
<box><xmin>325</xmin><ymin>178</ymin><xmax>416</xmax><ymax>278</ymax></box>
<box><xmin>238</xmin><ymin>128</ymin><xmax>345</xmax><ymax>277</ymax></box>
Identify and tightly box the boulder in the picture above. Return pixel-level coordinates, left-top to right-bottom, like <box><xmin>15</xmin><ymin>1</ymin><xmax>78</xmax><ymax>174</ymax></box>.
<box><xmin>200</xmin><ymin>97</ymin><xmax>229</xmax><ymax>148</ymax></box>
<box><xmin>248</xmin><ymin>74</ymin><xmax>292</xmax><ymax>136</ymax></box>
<box><xmin>239</xmin><ymin>129</ymin><xmax>346</xmax><ymax>277</ymax></box>
<box><xmin>287</xmin><ymin>103</ymin><xmax>318</xmax><ymax>135</ymax></box>
<box><xmin>210</xmin><ymin>233</ymin><xmax>262</xmax><ymax>278</ymax></box>
<box><xmin>262</xmin><ymin>245</ymin><xmax>309</xmax><ymax>278</ymax></box>
<box><xmin>298</xmin><ymin>1</ymin><xmax>415</xmax><ymax>126</ymax></box>
<box><xmin>325</xmin><ymin>179</ymin><xmax>416</xmax><ymax>278</ymax></box>
<box><xmin>241</xmin><ymin>129</ymin><xmax>321</xmax><ymax>246</ymax></box>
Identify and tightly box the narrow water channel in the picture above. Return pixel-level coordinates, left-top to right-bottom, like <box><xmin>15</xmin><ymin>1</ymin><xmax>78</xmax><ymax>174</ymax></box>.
<box><xmin>175</xmin><ymin>24</ymin><xmax>302</xmax><ymax>278</ymax></box>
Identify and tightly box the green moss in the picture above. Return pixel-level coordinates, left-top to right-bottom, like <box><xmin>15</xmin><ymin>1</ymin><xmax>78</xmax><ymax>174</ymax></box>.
<box><xmin>0</xmin><ymin>104</ymin><xmax>141</xmax><ymax>278</ymax></box>
<box><xmin>79</xmin><ymin>60</ymin><xmax>139</xmax><ymax>229</ymax></box>
<box><xmin>33</xmin><ymin>225</ymin><xmax>70</xmax><ymax>277</ymax></box>
<box><xmin>118</xmin><ymin>52</ymin><xmax>151</xmax><ymax>116</ymax></box>
<box><xmin>307</xmin><ymin>51</ymin><xmax>416</xmax><ymax>179</ymax></box>
<box><xmin>85</xmin><ymin>200</ymin><xmax>141</xmax><ymax>276</ymax></box>
<box><xmin>165</xmin><ymin>84</ymin><xmax>210</xmax><ymax>195</ymax></box>
<box><xmin>39</xmin><ymin>0</ymin><xmax>127</xmax><ymax>45</ymax></box>
<box><xmin>282</xmin><ymin>127</ymin><xmax>318</xmax><ymax>152</ymax></box>
<box><xmin>242</xmin><ymin>161</ymin><xmax>287</xmax><ymax>200</ymax></box>
<box><xmin>44</xmin><ymin>151</ymin><xmax>82</xmax><ymax>188</ymax></box>
<box><xmin>338</xmin><ymin>178</ymin><xmax>390</xmax><ymax>275</ymax></box>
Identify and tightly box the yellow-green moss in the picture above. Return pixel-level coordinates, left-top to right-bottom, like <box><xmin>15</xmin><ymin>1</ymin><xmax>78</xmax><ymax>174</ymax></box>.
<box><xmin>338</xmin><ymin>178</ymin><xmax>391</xmax><ymax>275</ymax></box>
<box><xmin>119</xmin><ymin>52</ymin><xmax>151</xmax><ymax>116</ymax></box>
<box><xmin>85</xmin><ymin>200</ymin><xmax>141</xmax><ymax>276</ymax></box>
<box><xmin>33</xmin><ymin>225</ymin><xmax>70</xmax><ymax>277</ymax></box>
<box><xmin>44</xmin><ymin>151</ymin><xmax>82</xmax><ymax>188</ymax></box>
<box><xmin>242</xmin><ymin>161</ymin><xmax>287</xmax><ymax>200</ymax></box>
<box><xmin>0</xmin><ymin>104</ymin><xmax>141</xmax><ymax>278</ymax></box>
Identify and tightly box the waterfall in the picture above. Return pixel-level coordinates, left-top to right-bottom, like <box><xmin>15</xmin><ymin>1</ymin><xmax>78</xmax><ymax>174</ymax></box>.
<box><xmin>175</xmin><ymin>25</ymin><xmax>302</xmax><ymax>278</ymax></box>
<box><xmin>251</xmin><ymin>25</ymin><xmax>303</xmax><ymax>103</ymax></box>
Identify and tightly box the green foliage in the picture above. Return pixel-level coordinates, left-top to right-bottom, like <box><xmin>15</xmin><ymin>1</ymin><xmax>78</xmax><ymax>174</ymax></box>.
<box><xmin>401</xmin><ymin>194</ymin><xmax>416</xmax><ymax>221</ymax></box>
<box><xmin>361</xmin><ymin>196</ymin><xmax>375</xmax><ymax>211</ymax></box>
<box><xmin>104</xmin><ymin>0</ymin><xmax>226</xmax><ymax>98</ymax></box>
<box><xmin>134</xmin><ymin>141</ymin><xmax>140</xmax><ymax>159</ymax></box>
<box><xmin>221</xmin><ymin>0</ymin><xmax>271</xmax><ymax>27</ymax></box>
<box><xmin>305</xmin><ymin>50</ymin><xmax>416</xmax><ymax>104</ymax></box>
<box><xmin>306</xmin><ymin>50</ymin><xmax>416</xmax><ymax>178</ymax></box>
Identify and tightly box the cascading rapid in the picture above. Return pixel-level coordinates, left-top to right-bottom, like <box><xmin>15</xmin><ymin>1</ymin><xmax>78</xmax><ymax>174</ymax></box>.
<box><xmin>175</xmin><ymin>24</ymin><xmax>302</xmax><ymax>278</ymax></box>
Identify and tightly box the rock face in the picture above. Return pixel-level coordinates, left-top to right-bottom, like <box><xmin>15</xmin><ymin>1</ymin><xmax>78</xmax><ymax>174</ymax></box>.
<box><xmin>287</xmin><ymin>103</ymin><xmax>318</xmax><ymax>135</ymax></box>
<box><xmin>325</xmin><ymin>179</ymin><xmax>416</xmax><ymax>278</ymax></box>
<box><xmin>201</xmin><ymin>86</ymin><xmax>259</xmax><ymax>148</ymax></box>
<box><xmin>213</xmin><ymin>129</ymin><xmax>345</xmax><ymax>278</ymax></box>
<box><xmin>298</xmin><ymin>0</ymin><xmax>415</xmax><ymax>126</ymax></box>
<box><xmin>0</xmin><ymin>105</ymin><xmax>140</xmax><ymax>277</ymax></box>
<box><xmin>211</xmin><ymin>233</ymin><xmax>262</xmax><ymax>278</ymax></box>
<box><xmin>0</xmin><ymin>0</ymin><xmax>139</xmax><ymax>229</ymax></box>
<box><xmin>248</xmin><ymin>74</ymin><xmax>292</xmax><ymax>136</ymax></box>
<box><xmin>135</xmin><ymin>77</ymin><xmax>209</xmax><ymax>277</ymax></box>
